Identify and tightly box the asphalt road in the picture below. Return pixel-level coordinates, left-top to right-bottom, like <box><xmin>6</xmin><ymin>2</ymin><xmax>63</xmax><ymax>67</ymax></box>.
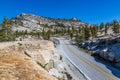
<box><xmin>58</xmin><ymin>38</ymin><xmax>120</xmax><ymax>80</ymax></box>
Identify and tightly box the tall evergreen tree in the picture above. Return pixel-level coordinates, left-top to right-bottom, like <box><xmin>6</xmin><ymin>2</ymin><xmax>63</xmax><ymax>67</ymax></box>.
<box><xmin>46</xmin><ymin>29</ymin><xmax>51</xmax><ymax>40</ymax></box>
<box><xmin>113</xmin><ymin>20</ymin><xmax>119</xmax><ymax>33</ymax></box>
<box><xmin>105</xmin><ymin>23</ymin><xmax>109</xmax><ymax>35</ymax></box>
<box><xmin>80</xmin><ymin>27</ymin><xmax>85</xmax><ymax>41</ymax></box>
<box><xmin>70</xmin><ymin>31</ymin><xmax>74</xmax><ymax>40</ymax></box>
<box><xmin>67</xmin><ymin>27</ymin><xmax>70</xmax><ymax>35</ymax></box>
<box><xmin>72</xmin><ymin>26</ymin><xmax>75</xmax><ymax>33</ymax></box>
<box><xmin>84</xmin><ymin>25</ymin><xmax>90</xmax><ymax>40</ymax></box>
<box><xmin>100</xmin><ymin>22</ymin><xmax>104</xmax><ymax>30</ymax></box>
<box><xmin>1</xmin><ymin>16</ymin><xmax>12</xmax><ymax>41</ymax></box>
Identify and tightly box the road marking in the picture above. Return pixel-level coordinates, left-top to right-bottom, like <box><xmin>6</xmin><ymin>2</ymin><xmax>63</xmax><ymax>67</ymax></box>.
<box><xmin>65</xmin><ymin>42</ymin><xmax>114</xmax><ymax>80</ymax></box>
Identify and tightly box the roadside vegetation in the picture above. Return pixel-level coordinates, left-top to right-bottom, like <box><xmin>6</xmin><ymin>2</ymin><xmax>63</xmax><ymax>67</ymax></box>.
<box><xmin>0</xmin><ymin>17</ymin><xmax>15</xmax><ymax>42</ymax></box>
<box><xmin>0</xmin><ymin>16</ymin><xmax>120</xmax><ymax>42</ymax></box>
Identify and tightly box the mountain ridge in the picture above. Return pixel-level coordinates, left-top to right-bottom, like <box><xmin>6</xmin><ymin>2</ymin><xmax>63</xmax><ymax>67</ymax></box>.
<box><xmin>11</xmin><ymin>13</ymin><xmax>85</xmax><ymax>32</ymax></box>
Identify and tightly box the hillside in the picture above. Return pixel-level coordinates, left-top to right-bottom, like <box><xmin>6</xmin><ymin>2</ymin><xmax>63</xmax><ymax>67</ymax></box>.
<box><xmin>0</xmin><ymin>41</ymin><xmax>57</xmax><ymax>80</ymax></box>
<box><xmin>11</xmin><ymin>13</ymin><xmax>85</xmax><ymax>32</ymax></box>
<box><xmin>0</xmin><ymin>40</ymin><xmax>78</xmax><ymax>80</ymax></box>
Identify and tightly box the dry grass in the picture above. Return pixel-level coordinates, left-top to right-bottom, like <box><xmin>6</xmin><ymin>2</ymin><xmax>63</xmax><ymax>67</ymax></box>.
<box><xmin>0</xmin><ymin>41</ymin><xmax>57</xmax><ymax>80</ymax></box>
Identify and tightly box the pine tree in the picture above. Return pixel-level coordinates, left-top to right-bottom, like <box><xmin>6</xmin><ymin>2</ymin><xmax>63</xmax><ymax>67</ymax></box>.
<box><xmin>67</xmin><ymin>27</ymin><xmax>70</xmax><ymax>35</ymax></box>
<box><xmin>1</xmin><ymin>16</ymin><xmax>12</xmax><ymax>41</ymax></box>
<box><xmin>90</xmin><ymin>26</ymin><xmax>93</xmax><ymax>38</ymax></box>
<box><xmin>70</xmin><ymin>31</ymin><xmax>74</xmax><ymax>40</ymax></box>
<box><xmin>100</xmin><ymin>22</ymin><xmax>104</xmax><ymax>30</ymax></box>
<box><xmin>42</xmin><ymin>28</ymin><xmax>45</xmax><ymax>38</ymax></box>
<box><xmin>84</xmin><ymin>25</ymin><xmax>90</xmax><ymax>40</ymax></box>
<box><xmin>91</xmin><ymin>25</ymin><xmax>98</xmax><ymax>38</ymax></box>
<box><xmin>94</xmin><ymin>25</ymin><xmax>98</xmax><ymax>38</ymax></box>
<box><xmin>78</xmin><ymin>27</ymin><xmax>81</xmax><ymax>33</ymax></box>
<box><xmin>80</xmin><ymin>27</ymin><xmax>85</xmax><ymax>41</ymax></box>
<box><xmin>105</xmin><ymin>23</ymin><xmax>109</xmax><ymax>35</ymax></box>
<box><xmin>46</xmin><ymin>29</ymin><xmax>51</xmax><ymax>40</ymax></box>
<box><xmin>113</xmin><ymin>20</ymin><xmax>119</xmax><ymax>33</ymax></box>
<box><xmin>75</xmin><ymin>32</ymin><xmax>80</xmax><ymax>41</ymax></box>
<box><xmin>72</xmin><ymin>26</ymin><xmax>75</xmax><ymax>33</ymax></box>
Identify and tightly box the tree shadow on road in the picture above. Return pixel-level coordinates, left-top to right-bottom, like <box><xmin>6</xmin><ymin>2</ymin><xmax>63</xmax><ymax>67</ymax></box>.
<box><xmin>92</xmin><ymin>55</ymin><xmax>120</xmax><ymax>79</ymax></box>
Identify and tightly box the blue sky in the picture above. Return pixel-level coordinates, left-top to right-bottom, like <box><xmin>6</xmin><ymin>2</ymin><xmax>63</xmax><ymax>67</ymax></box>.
<box><xmin>0</xmin><ymin>0</ymin><xmax>120</xmax><ymax>24</ymax></box>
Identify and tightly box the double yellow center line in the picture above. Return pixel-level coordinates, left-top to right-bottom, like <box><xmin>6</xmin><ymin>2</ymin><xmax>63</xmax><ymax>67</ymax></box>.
<box><xmin>65</xmin><ymin>42</ymin><xmax>114</xmax><ymax>80</ymax></box>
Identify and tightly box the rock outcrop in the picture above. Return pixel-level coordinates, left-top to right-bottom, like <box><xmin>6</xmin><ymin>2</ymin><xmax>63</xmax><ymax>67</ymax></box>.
<box><xmin>0</xmin><ymin>41</ymin><xmax>57</xmax><ymax>80</ymax></box>
<box><xmin>0</xmin><ymin>40</ymin><xmax>74</xmax><ymax>80</ymax></box>
<box><xmin>11</xmin><ymin>13</ymin><xmax>85</xmax><ymax>32</ymax></box>
<box><xmin>77</xmin><ymin>36</ymin><xmax>120</xmax><ymax>68</ymax></box>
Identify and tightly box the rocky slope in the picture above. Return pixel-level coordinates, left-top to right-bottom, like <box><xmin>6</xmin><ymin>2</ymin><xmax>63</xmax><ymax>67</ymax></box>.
<box><xmin>11</xmin><ymin>13</ymin><xmax>85</xmax><ymax>32</ymax></box>
<box><xmin>77</xmin><ymin>35</ymin><xmax>120</xmax><ymax>68</ymax></box>
<box><xmin>0</xmin><ymin>40</ymin><xmax>73</xmax><ymax>80</ymax></box>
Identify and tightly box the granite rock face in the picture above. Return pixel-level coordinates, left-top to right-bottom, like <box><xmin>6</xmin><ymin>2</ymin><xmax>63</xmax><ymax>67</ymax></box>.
<box><xmin>11</xmin><ymin>13</ymin><xmax>85</xmax><ymax>32</ymax></box>
<box><xmin>77</xmin><ymin>36</ymin><xmax>120</xmax><ymax>68</ymax></box>
<box><xmin>0</xmin><ymin>40</ymin><xmax>73</xmax><ymax>80</ymax></box>
<box><xmin>0</xmin><ymin>40</ymin><xmax>57</xmax><ymax>80</ymax></box>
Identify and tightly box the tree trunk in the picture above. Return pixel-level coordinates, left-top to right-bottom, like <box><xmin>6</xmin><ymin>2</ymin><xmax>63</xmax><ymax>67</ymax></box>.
<box><xmin>5</xmin><ymin>30</ymin><xmax>7</xmax><ymax>41</ymax></box>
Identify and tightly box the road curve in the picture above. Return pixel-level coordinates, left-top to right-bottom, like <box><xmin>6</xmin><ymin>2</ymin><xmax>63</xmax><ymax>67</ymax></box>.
<box><xmin>58</xmin><ymin>38</ymin><xmax>120</xmax><ymax>80</ymax></box>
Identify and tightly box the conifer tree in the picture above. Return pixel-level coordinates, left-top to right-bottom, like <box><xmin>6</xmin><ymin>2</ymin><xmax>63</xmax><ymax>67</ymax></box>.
<box><xmin>100</xmin><ymin>22</ymin><xmax>104</xmax><ymax>30</ymax></box>
<box><xmin>70</xmin><ymin>31</ymin><xmax>74</xmax><ymax>40</ymax></box>
<box><xmin>1</xmin><ymin>16</ymin><xmax>13</xmax><ymax>41</ymax></box>
<box><xmin>105</xmin><ymin>23</ymin><xmax>109</xmax><ymax>35</ymax></box>
<box><xmin>84</xmin><ymin>25</ymin><xmax>90</xmax><ymax>40</ymax></box>
<box><xmin>113</xmin><ymin>20</ymin><xmax>119</xmax><ymax>33</ymax></box>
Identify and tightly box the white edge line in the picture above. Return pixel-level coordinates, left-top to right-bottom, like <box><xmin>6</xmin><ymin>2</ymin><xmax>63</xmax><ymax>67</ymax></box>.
<box><xmin>59</xmin><ymin>39</ymin><xmax>91</xmax><ymax>80</ymax></box>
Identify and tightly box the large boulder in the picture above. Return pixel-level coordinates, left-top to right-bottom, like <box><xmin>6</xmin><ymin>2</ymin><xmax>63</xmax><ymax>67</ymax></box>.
<box><xmin>0</xmin><ymin>53</ymin><xmax>57</xmax><ymax>80</ymax></box>
<box><xmin>0</xmin><ymin>41</ymin><xmax>58</xmax><ymax>80</ymax></box>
